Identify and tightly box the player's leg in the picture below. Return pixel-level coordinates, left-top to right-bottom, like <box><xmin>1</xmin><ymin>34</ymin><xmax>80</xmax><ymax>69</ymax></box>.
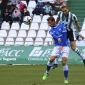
<box><xmin>51</xmin><ymin>57</ymin><xmax>58</xmax><ymax>69</ymax></box>
<box><xmin>68</xmin><ymin>31</ymin><xmax>85</xmax><ymax>66</ymax></box>
<box><xmin>42</xmin><ymin>47</ymin><xmax>59</xmax><ymax>80</ymax></box>
<box><xmin>42</xmin><ymin>55</ymin><xmax>57</xmax><ymax>80</ymax></box>
<box><xmin>70</xmin><ymin>41</ymin><xmax>85</xmax><ymax>65</ymax></box>
<box><xmin>61</xmin><ymin>47</ymin><xmax>69</xmax><ymax>83</ymax></box>
<box><xmin>62</xmin><ymin>57</ymin><xmax>68</xmax><ymax>83</ymax></box>
<box><xmin>51</xmin><ymin>46</ymin><xmax>63</xmax><ymax>69</ymax></box>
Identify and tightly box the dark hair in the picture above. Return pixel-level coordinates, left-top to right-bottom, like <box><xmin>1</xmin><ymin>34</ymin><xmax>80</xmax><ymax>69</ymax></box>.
<box><xmin>47</xmin><ymin>16</ymin><xmax>55</xmax><ymax>22</ymax></box>
<box><xmin>61</xmin><ymin>5</ymin><xmax>68</xmax><ymax>9</ymax></box>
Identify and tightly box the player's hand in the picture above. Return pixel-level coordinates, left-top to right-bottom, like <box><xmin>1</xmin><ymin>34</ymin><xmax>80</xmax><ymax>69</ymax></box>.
<box><xmin>79</xmin><ymin>35</ymin><xmax>84</xmax><ymax>40</ymax></box>
<box><xmin>58</xmin><ymin>38</ymin><xmax>62</xmax><ymax>43</ymax></box>
<box><xmin>58</xmin><ymin>46</ymin><xmax>63</xmax><ymax>52</ymax></box>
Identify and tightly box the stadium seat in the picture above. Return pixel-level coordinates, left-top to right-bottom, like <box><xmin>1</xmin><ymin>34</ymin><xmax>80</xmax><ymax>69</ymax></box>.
<box><xmin>8</xmin><ymin>30</ymin><xmax>17</xmax><ymax>38</ymax></box>
<box><xmin>1</xmin><ymin>21</ymin><xmax>10</xmax><ymax>30</ymax></box>
<box><xmin>24</xmin><ymin>38</ymin><xmax>34</xmax><ymax>46</ymax></box>
<box><xmin>53</xmin><ymin>15</ymin><xmax>58</xmax><ymax>21</ymax></box>
<box><xmin>82</xmin><ymin>22</ymin><xmax>85</xmax><ymax>30</ymax></box>
<box><xmin>41</xmin><ymin>15</ymin><xmax>50</xmax><ymax>22</ymax></box>
<box><xmin>32</xmin><ymin>15</ymin><xmax>41</xmax><ymax>23</ymax></box>
<box><xmin>11</xmin><ymin>22</ymin><xmax>20</xmax><ymax>30</ymax></box>
<box><xmin>34</xmin><ymin>38</ymin><xmax>43</xmax><ymax>46</ymax></box>
<box><xmin>0</xmin><ymin>38</ymin><xmax>4</xmax><ymax>45</ymax></box>
<box><xmin>36</xmin><ymin>30</ymin><xmax>46</xmax><ymax>38</ymax></box>
<box><xmin>27</xmin><ymin>0</ymin><xmax>36</xmax><ymax>8</ymax></box>
<box><xmin>46</xmin><ymin>31</ymin><xmax>52</xmax><ymax>38</ymax></box>
<box><xmin>30</xmin><ymin>22</ymin><xmax>39</xmax><ymax>31</ymax></box>
<box><xmin>17</xmin><ymin>30</ymin><xmax>27</xmax><ymax>38</ymax></box>
<box><xmin>0</xmin><ymin>30</ymin><xmax>7</xmax><ymax>38</ymax></box>
<box><xmin>14</xmin><ymin>38</ymin><xmax>24</xmax><ymax>46</ymax></box>
<box><xmin>5</xmin><ymin>38</ymin><xmax>14</xmax><ymax>46</ymax></box>
<box><xmin>20</xmin><ymin>22</ymin><xmax>30</xmax><ymax>31</ymax></box>
<box><xmin>27</xmin><ymin>8</ymin><xmax>34</xmax><ymax>16</ymax></box>
<box><xmin>44</xmin><ymin>37</ymin><xmax>53</xmax><ymax>46</ymax></box>
<box><xmin>27</xmin><ymin>30</ymin><xmax>36</xmax><ymax>38</ymax></box>
<box><xmin>39</xmin><ymin>22</ymin><xmax>49</xmax><ymax>30</ymax></box>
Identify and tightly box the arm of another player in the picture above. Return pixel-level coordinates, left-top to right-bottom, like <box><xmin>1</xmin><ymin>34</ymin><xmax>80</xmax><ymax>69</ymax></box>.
<box><xmin>75</xmin><ymin>21</ymin><xmax>84</xmax><ymax>40</ymax></box>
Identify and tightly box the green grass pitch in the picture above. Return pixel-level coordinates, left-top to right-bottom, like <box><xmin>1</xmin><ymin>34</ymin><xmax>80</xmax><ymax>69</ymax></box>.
<box><xmin>0</xmin><ymin>65</ymin><xmax>85</xmax><ymax>85</ymax></box>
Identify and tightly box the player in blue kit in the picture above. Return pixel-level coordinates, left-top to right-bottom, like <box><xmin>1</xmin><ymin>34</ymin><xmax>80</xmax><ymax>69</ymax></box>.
<box><xmin>42</xmin><ymin>16</ymin><xmax>69</xmax><ymax>83</ymax></box>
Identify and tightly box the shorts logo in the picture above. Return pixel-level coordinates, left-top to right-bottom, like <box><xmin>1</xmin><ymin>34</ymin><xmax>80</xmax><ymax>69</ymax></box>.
<box><xmin>29</xmin><ymin>47</ymin><xmax>43</xmax><ymax>57</ymax></box>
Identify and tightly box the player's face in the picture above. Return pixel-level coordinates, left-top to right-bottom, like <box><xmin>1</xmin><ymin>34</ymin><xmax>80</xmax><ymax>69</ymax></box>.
<box><xmin>62</xmin><ymin>8</ymin><xmax>69</xmax><ymax>16</ymax></box>
<box><xmin>48</xmin><ymin>20</ymin><xmax>55</xmax><ymax>27</ymax></box>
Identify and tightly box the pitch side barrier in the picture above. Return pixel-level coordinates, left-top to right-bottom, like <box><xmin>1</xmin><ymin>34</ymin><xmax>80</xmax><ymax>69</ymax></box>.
<box><xmin>0</xmin><ymin>46</ymin><xmax>85</xmax><ymax>65</ymax></box>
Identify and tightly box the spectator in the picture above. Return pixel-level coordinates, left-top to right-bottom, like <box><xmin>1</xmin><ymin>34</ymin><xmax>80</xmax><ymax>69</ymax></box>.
<box><xmin>10</xmin><ymin>0</ymin><xmax>17</xmax><ymax>5</ymax></box>
<box><xmin>6</xmin><ymin>1</ymin><xmax>15</xmax><ymax>14</ymax></box>
<box><xmin>22</xmin><ymin>7</ymin><xmax>31</xmax><ymax>24</ymax></box>
<box><xmin>43</xmin><ymin>2</ymin><xmax>52</xmax><ymax>16</ymax></box>
<box><xmin>32</xmin><ymin>5</ymin><xmax>44</xmax><ymax>15</ymax></box>
<box><xmin>53</xmin><ymin>0</ymin><xmax>65</xmax><ymax>14</ymax></box>
<box><xmin>37</xmin><ymin>0</ymin><xmax>44</xmax><ymax>7</ymax></box>
<box><xmin>0</xmin><ymin>0</ymin><xmax>6</xmax><ymax>28</ymax></box>
<box><xmin>11</xmin><ymin>7</ymin><xmax>22</xmax><ymax>23</ymax></box>
<box><xmin>3</xmin><ymin>7</ymin><xmax>12</xmax><ymax>24</ymax></box>
<box><xmin>2</xmin><ymin>0</ymin><xmax>9</xmax><ymax>4</ymax></box>
<box><xmin>16</xmin><ymin>0</ymin><xmax>26</xmax><ymax>12</ymax></box>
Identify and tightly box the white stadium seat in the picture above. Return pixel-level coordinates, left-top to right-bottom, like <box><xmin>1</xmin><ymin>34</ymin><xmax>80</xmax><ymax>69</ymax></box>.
<box><xmin>30</xmin><ymin>22</ymin><xmax>39</xmax><ymax>31</ymax></box>
<box><xmin>32</xmin><ymin>15</ymin><xmax>41</xmax><ymax>23</ymax></box>
<box><xmin>82</xmin><ymin>22</ymin><xmax>85</xmax><ymax>30</ymax></box>
<box><xmin>0</xmin><ymin>30</ymin><xmax>7</xmax><ymax>38</ymax></box>
<box><xmin>14</xmin><ymin>38</ymin><xmax>24</xmax><ymax>46</ymax></box>
<box><xmin>17</xmin><ymin>30</ymin><xmax>27</xmax><ymax>38</ymax></box>
<box><xmin>0</xmin><ymin>38</ymin><xmax>4</xmax><ymax>45</ymax></box>
<box><xmin>8</xmin><ymin>30</ymin><xmax>17</xmax><ymax>38</ymax></box>
<box><xmin>27</xmin><ymin>30</ymin><xmax>36</xmax><ymax>38</ymax></box>
<box><xmin>11</xmin><ymin>22</ymin><xmax>20</xmax><ymax>30</ymax></box>
<box><xmin>41</xmin><ymin>15</ymin><xmax>50</xmax><ymax>22</ymax></box>
<box><xmin>53</xmin><ymin>15</ymin><xmax>58</xmax><ymax>21</ymax></box>
<box><xmin>1</xmin><ymin>21</ymin><xmax>10</xmax><ymax>30</ymax></box>
<box><xmin>20</xmin><ymin>22</ymin><xmax>30</xmax><ymax>30</ymax></box>
<box><xmin>27</xmin><ymin>0</ymin><xmax>36</xmax><ymax>8</ymax></box>
<box><xmin>44</xmin><ymin>37</ymin><xmax>53</xmax><ymax>46</ymax></box>
<box><xmin>39</xmin><ymin>22</ymin><xmax>49</xmax><ymax>30</ymax></box>
<box><xmin>5</xmin><ymin>38</ymin><xmax>14</xmax><ymax>46</ymax></box>
<box><xmin>27</xmin><ymin>8</ymin><xmax>34</xmax><ymax>16</ymax></box>
<box><xmin>34</xmin><ymin>38</ymin><xmax>43</xmax><ymax>46</ymax></box>
<box><xmin>37</xmin><ymin>30</ymin><xmax>46</xmax><ymax>38</ymax></box>
<box><xmin>24</xmin><ymin>38</ymin><xmax>34</xmax><ymax>46</ymax></box>
<box><xmin>46</xmin><ymin>31</ymin><xmax>52</xmax><ymax>38</ymax></box>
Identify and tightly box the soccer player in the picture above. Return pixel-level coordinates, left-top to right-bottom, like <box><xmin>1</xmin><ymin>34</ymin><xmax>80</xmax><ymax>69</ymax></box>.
<box><xmin>53</xmin><ymin>5</ymin><xmax>85</xmax><ymax>68</ymax></box>
<box><xmin>42</xmin><ymin>16</ymin><xmax>69</xmax><ymax>83</ymax></box>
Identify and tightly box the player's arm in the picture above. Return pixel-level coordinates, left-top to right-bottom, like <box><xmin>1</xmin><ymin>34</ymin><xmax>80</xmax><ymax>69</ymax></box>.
<box><xmin>49</xmin><ymin>31</ymin><xmax>63</xmax><ymax>45</ymax></box>
<box><xmin>56</xmin><ymin>11</ymin><xmax>61</xmax><ymax>24</ymax></box>
<box><xmin>75</xmin><ymin>21</ymin><xmax>84</xmax><ymax>40</ymax></box>
<box><xmin>73</xmin><ymin>14</ymin><xmax>84</xmax><ymax>39</ymax></box>
<box><xmin>75</xmin><ymin>21</ymin><xmax>81</xmax><ymax>32</ymax></box>
<box><xmin>49</xmin><ymin>31</ymin><xmax>59</xmax><ymax>40</ymax></box>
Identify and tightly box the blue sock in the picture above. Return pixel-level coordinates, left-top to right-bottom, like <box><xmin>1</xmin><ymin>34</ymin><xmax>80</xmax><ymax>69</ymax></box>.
<box><xmin>46</xmin><ymin>61</ymin><xmax>52</xmax><ymax>74</ymax></box>
<box><xmin>63</xmin><ymin>65</ymin><xmax>68</xmax><ymax>80</ymax></box>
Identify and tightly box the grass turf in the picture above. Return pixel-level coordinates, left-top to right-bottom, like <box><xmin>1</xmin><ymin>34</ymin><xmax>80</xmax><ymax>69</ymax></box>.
<box><xmin>0</xmin><ymin>65</ymin><xmax>85</xmax><ymax>85</ymax></box>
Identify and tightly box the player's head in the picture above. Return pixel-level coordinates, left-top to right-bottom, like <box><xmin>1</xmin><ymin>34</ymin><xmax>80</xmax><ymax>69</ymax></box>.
<box><xmin>47</xmin><ymin>16</ymin><xmax>56</xmax><ymax>27</ymax></box>
<box><xmin>61</xmin><ymin>5</ymin><xmax>69</xmax><ymax>16</ymax></box>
